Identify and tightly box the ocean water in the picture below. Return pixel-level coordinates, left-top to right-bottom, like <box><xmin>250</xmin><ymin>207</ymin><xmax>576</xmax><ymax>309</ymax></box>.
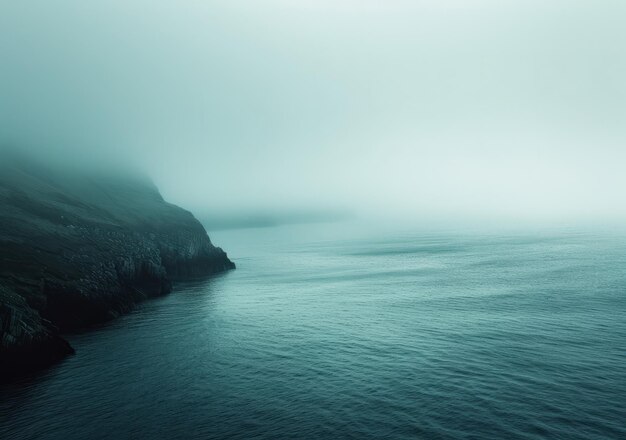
<box><xmin>2</xmin><ymin>223</ymin><xmax>626</xmax><ymax>439</ymax></box>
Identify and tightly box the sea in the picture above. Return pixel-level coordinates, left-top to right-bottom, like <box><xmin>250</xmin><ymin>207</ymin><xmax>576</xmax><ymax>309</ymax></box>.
<box><xmin>2</xmin><ymin>222</ymin><xmax>626</xmax><ymax>439</ymax></box>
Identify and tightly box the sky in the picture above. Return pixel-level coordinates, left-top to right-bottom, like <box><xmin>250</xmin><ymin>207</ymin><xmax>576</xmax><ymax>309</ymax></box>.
<box><xmin>1</xmin><ymin>0</ymin><xmax>626</xmax><ymax>224</ymax></box>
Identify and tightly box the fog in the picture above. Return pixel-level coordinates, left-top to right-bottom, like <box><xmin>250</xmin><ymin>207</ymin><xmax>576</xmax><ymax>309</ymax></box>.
<box><xmin>2</xmin><ymin>0</ymin><xmax>626</xmax><ymax>226</ymax></box>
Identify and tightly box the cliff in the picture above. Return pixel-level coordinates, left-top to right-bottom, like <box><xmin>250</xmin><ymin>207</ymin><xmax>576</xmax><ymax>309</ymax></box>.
<box><xmin>0</xmin><ymin>154</ymin><xmax>235</xmax><ymax>377</ymax></box>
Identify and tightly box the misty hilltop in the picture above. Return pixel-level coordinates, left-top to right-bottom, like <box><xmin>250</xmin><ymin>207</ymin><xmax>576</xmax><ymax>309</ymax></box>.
<box><xmin>0</xmin><ymin>152</ymin><xmax>234</xmax><ymax>376</ymax></box>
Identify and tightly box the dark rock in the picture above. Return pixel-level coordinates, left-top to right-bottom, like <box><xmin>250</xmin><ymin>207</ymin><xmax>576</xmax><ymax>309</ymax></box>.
<box><xmin>0</xmin><ymin>153</ymin><xmax>234</xmax><ymax>378</ymax></box>
<box><xmin>0</xmin><ymin>285</ymin><xmax>75</xmax><ymax>375</ymax></box>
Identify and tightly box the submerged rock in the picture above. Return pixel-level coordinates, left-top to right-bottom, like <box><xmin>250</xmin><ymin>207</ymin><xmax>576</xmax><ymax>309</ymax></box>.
<box><xmin>0</xmin><ymin>153</ymin><xmax>234</xmax><ymax>377</ymax></box>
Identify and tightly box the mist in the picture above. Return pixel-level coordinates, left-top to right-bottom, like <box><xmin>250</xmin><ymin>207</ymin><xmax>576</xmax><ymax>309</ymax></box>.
<box><xmin>2</xmin><ymin>0</ymin><xmax>626</xmax><ymax>226</ymax></box>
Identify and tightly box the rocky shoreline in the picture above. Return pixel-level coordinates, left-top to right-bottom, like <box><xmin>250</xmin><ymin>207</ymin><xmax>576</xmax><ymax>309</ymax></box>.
<box><xmin>0</xmin><ymin>155</ymin><xmax>234</xmax><ymax>378</ymax></box>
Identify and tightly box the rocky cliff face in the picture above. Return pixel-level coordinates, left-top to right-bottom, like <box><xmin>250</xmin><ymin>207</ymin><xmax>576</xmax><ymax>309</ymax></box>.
<box><xmin>0</xmin><ymin>154</ymin><xmax>235</xmax><ymax>377</ymax></box>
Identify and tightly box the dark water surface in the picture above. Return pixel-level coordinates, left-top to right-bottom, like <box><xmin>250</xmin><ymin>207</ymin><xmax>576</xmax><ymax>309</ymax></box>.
<box><xmin>2</xmin><ymin>224</ymin><xmax>626</xmax><ymax>439</ymax></box>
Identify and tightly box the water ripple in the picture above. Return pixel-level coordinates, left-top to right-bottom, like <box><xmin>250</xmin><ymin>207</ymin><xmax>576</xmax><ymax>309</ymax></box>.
<box><xmin>2</xmin><ymin>226</ymin><xmax>626</xmax><ymax>439</ymax></box>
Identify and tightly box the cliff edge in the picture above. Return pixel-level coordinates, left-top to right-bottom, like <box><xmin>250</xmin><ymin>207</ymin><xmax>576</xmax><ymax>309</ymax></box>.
<box><xmin>0</xmin><ymin>154</ymin><xmax>235</xmax><ymax>377</ymax></box>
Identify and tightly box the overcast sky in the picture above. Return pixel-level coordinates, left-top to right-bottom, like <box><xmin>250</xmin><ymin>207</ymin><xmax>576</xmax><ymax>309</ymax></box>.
<box><xmin>2</xmin><ymin>0</ymin><xmax>626</xmax><ymax>224</ymax></box>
